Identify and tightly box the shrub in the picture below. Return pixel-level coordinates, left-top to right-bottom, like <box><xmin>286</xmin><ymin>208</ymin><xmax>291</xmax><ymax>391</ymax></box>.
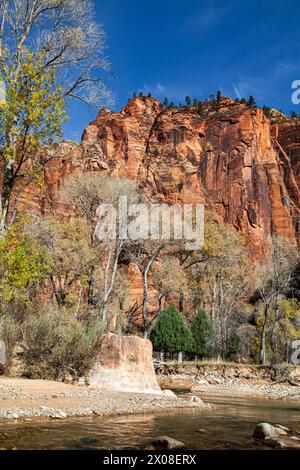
<box><xmin>21</xmin><ymin>310</ymin><xmax>103</xmax><ymax>380</ymax></box>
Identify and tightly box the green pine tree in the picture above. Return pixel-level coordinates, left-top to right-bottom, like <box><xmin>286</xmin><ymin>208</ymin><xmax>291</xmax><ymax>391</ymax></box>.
<box><xmin>163</xmin><ymin>97</ymin><xmax>169</xmax><ymax>107</ymax></box>
<box><xmin>150</xmin><ymin>305</ymin><xmax>193</xmax><ymax>354</ymax></box>
<box><xmin>263</xmin><ymin>105</ymin><xmax>271</xmax><ymax>118</ymax></box>
<box><xmin>190</xmin><ymin>310</ymin><xmax>215</xmax><ymax>358</ymax></box>
<box><xmin>185</xmin><ymin>96</ymin><xmax>192</xmax><ymax>107</ymax></box>
<box><xmin>247</xmin><ymin>95</ymin><xmax>256</xmax><ymax>108</ymax></box>
<box><xmin>216</xmin><ymin>90</ymin><xmax>222</xmax><ymax>103</ymax></box>
<box><xmin>197</xmin><ymin>101</ymin><xmax>204</xmax><ymax>115</ymax></box>
<box><xmin>133</xmin><ymin>92</ymin><xmax>136</xmax><ymax>98</ymax></box>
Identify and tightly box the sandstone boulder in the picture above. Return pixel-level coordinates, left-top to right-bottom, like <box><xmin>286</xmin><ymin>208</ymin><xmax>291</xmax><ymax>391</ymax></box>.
<box><xmin>88</xmin><ymin>333</ymin><xmax>161</xmax><ymax>394</ymax></box>
<box><xmin>190</xmin><ymin>395</ymin><xmax>204</xmax><ymax>404</ymax></box>
<box><xmin>161</xmin><ymin>389</ymin><xmax>178</xmax><ymax>399</ymax></box>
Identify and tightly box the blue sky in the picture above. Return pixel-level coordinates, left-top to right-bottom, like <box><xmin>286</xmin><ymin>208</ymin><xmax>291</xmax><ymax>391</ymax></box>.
<box><xmin>63</xmin><ymin>0</ymin><xmax>300</xmax><ymax>140</ymax></box>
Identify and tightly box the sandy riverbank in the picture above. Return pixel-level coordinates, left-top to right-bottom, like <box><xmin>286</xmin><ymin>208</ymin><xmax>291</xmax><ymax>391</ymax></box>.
<box><xmin>156</xmin><ymin>363</ymin><xmax>300</xmax><ymax>401</ymax></box>
<box><xmin>158</xmin><ymin>376</ymin><xmax>300</xmax><ymax>400</ymax></box>
<box><xmin>0</xmin><ymin>377</ymin><xmax>212</xmax><ymax>422</ymax></box>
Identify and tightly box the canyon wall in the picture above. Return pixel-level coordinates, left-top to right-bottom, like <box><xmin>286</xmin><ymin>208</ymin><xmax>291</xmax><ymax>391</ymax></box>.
<box><xmin>32</xmin><ymin>97</ymin><xmax>299</xmax><ymax>260</ymax></box>
<box><xmin>14</xmin><ymin>97</ymin><xmax>300</xmax><ymax>313</ymax></box>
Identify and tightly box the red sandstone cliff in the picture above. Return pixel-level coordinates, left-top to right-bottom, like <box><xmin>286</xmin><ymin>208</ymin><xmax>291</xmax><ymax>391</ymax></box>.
<box><xmin>21</xmin><ymin>96</ymin><xmax>300</xmax><ymax>259</ymax></box>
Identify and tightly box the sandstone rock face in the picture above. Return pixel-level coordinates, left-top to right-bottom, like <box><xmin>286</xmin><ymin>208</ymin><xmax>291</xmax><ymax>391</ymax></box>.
<box><xmin>88</xmin><ymin>333</ymin><xmax>161</xmax><ymax>394</ymax></box>
<box><xmin>21</xmin><ymin>97</ymin><xmax>300</xmax><ymax>259</ymax></box>
<box><xmin>81</xmin><ymin>97</ymin><xmax>300</xmax><ymax>258</ymax></box>
<box><xmin>271</xmin><ymin>121</ymin><xmax>300</xmax><ymax>239</ymax></box>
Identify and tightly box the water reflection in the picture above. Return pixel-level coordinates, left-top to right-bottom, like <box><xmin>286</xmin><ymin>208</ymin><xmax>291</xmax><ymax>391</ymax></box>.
<box><xmin>0</xmin><ymin>397</ymin><xmax>299</xmax><ymax>450</ymax></box>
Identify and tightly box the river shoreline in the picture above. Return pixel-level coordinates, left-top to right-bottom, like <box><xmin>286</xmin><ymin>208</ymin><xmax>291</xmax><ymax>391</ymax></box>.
<box><xmin>0</xmin><ymin>377</ymin><xmax>212</xmax><ymax>423</ymax></box>
<box><xmin>1</xmin><ymin>361</ymin><xmax>300</xmax><ymax>424</ymax></box>
<box><xmin>156</xmin><ymin>362</ymin><xmax>300</xmax><ymax>401</ymax></box>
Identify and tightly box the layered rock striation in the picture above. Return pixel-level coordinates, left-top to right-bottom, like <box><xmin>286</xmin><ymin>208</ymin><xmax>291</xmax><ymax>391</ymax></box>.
<box><xmin>32</xmin><ymin>97</ymin><xmax>299</xmax><ymax>259</ymax></box>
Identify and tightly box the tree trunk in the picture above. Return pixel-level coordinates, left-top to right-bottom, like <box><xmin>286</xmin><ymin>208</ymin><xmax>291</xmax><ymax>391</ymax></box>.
<box><xmin>158</xmin><ymin>293</ymin><xmax>165</xmax><ymax>316</ymax></box>
<box><xmin>270</xmin><ymin>296</ymin><xmax>279</xmax><ymax>359</ymax></box>
<box><xmin>50</xmin><ymin>274</ymin><xmax>65</xmax><ymax>307</ymax></box>
<box><xmin>87</xmin><ymin>271</ymin><xmax>95</xmax><ymax>305</ymax></box>
<box><xmin>259</xmin><ymin>304</ymin><xmax>269</xmax><ymax>365</ymax></box>
<box><xmin>143</xmin><ymin>268</ymin><xmax>149</xmax><ymax>338</ymax></box>
<box><xmin>0</xmin><ymin>161</ymin><xmax>14</xmax><ymax>232</ymax></box>
<box><xmin>178</xmin><ymin>351</ymin><xmax>183</xmax><ymax>362</ymax></box>
<box><xmin>179</xmin><ymin>291</ymin><xmax>184</xmax><ymax>312</ymax></box>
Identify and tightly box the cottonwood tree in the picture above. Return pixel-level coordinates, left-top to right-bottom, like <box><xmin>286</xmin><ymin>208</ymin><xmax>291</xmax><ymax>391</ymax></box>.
<box><xmin>183</xmin><ymin>213</ymin><xmax>252</xmax><ymax>357</ymax></box>
<box><xmin>123</xmin><ymin>239</ymin><xmax>165</xmax><ymax>338</ymax></box>
<box><xmin>0</xmin><ymin>220</ymin><xmax>50</xmax><ymax>307</ymax></box>
<box><xmin>0</xmin><ymin>0</ymin><xmax>112</xmax><ymax>232</ymax></box>
<box><xmin>153</xmin><ymin>255</ymin><xmax>188</xmax><ymax>316</ymax></box>
<box><xmin>263</xmin><ymin>297</ymin><xmax>300</xmax><ymax>363</ymax></box>
<box><xmin>60</xmin><ymin>172</ymin><xmax>137</xmax><ymax>326</ymax></box>
<box><xmin>255</xmin><ymin>237</ymin><xmax>298</xmax><ymax>365</ymax></box>
<box><xmin>28</xmin><ymin>216</ymin><xmax>95</xmax><ymax>308</ymax></box>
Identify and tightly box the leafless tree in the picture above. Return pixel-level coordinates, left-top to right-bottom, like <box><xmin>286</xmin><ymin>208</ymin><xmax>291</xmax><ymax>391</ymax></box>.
<box><xmin>60</xmin><ymin>172</ymin><xmax>138</xmax><ymax>327</ymax></box>
<box><xmin>0</xmin><ymin>1</ymin><xmax>113</xmax><ymax>232</ymax></box>
<box><xmin>0</xmin><ymin>0</ymin><xmax>112</xmax><ymax>107</ymax></box>
<box><xmin>153</xmin><ymin>255</ymin><xmax>188</xmax><ymax>316</ymax></box>
<box><xmin>255</xmin><ymin>237</ymin><xmax>298</xmax><ymax>365</ymax></box>
<box><xmin>124</xmin><ymin>240</ymin><xmax>165</xmax><ymax>339</ymax></box>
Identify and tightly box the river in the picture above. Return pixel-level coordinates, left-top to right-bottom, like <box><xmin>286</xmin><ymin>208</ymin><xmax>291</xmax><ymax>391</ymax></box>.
<box><xmin>0</xmin><ymin>395</ymin><xmax>300</xmax><ymax>450</ymax></box>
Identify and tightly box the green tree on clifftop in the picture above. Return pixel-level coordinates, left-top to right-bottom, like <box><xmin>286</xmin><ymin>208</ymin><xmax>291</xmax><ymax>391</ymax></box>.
<box><xmin>185</xmin><ymin>96</ymin><xmax>192</xmax><ymax>107</ymax></box>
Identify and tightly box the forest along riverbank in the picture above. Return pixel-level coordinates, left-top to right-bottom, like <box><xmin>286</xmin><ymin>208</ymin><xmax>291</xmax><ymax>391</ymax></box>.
<box><xmin>0</xmin><ymin>377</ymin><xmax>212</xmax><ymax>422</ymax></box>
<box><xmin>156</xmin><ymin>363</ymin><xmax>300</xmax><ymax>401</ymax></box>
